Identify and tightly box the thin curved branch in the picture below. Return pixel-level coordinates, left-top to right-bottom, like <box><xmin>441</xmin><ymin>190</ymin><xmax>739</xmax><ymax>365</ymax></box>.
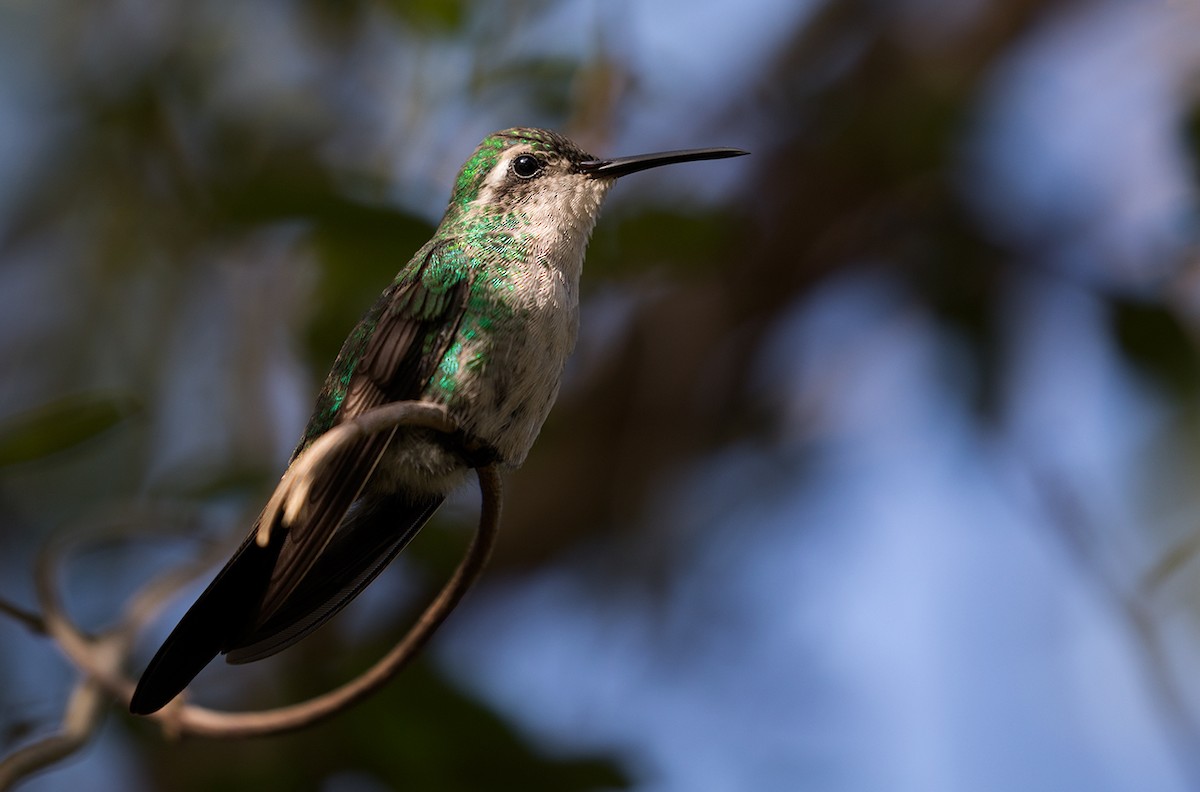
<box><xmin>157</xmin><ymin>462</ymin><xmax>501</xmax><ymax>738</ymax></box>
<box><xmin>0</xmin><ymin>598</ymin><xmax>44</xmax><ymax>635</ymax></box>
<box><xmin>1031</xmin><ymin>468</ymin><xmax>1200</xmax><ymax>788</ymax></box>
<box><xmin>0</xmin><ymin>675</ymin><xmax>107</xmax><ymax>790</ymax></box>
<box><xmin>34</xmin><ymin>531</ymin><xmax>138</xmax><ymax>708</ymax></box>
<box><xmin>1142</xmin><ymin>529</ymin><xmax>1200</xmax><ymax>598</ymax></box>
<box><xmin>1</xmin><ymin>577</ymin><xmax>130</xmax><ymax>792</ymax></box>
<box><xmin>0</xmin><ymin>506</ymin><xmax>228</xmax><ymax>790</ymax></box>
<box><xmin>1</xmin><ymin>503</ymin><xmax>210</xmax><ymax>641</ymax></box>
<box><xmin>3</xmin><ymin>399</ymin><xmax>501</xmax><ymax>763</ymax></box>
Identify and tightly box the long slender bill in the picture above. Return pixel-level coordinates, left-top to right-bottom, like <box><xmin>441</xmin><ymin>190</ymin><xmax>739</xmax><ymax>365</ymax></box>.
<box><xmin>579</xmin><ymin>147</ymin><xmax>748</xmax><ymax>178</ymax></box>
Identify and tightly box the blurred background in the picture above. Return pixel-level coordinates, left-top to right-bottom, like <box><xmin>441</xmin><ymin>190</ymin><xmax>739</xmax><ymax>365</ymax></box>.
<box><xmin>2</xmin><ymin>0</ymin><xmax>1200</xmax><ymax>789</ymax></box>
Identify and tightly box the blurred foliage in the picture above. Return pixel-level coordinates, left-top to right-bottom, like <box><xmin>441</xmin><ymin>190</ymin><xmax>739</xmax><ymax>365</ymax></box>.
<box><xmin>0</xmin><ymin>393</ymin><xmax>138</xmax><ymax>467</ymax></box>
<box><xmin>384</xmin><ymin>0</ymin><xmax>467</xmax><ymax>32</ymax></box>
<box><xmin>307</xmin><ymin>210</ymin><xmax>434</xmax><ymax>368</ymax></box>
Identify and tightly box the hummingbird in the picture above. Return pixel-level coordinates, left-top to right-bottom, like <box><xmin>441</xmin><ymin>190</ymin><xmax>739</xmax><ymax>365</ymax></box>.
<box><xmin>129</xmin><ymin>127</ymin><xmax>747</xmax><ymax>715</ymax></box>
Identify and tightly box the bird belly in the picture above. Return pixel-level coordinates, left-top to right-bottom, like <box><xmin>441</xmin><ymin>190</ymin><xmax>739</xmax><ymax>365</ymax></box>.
<box><xmin>452</xmin><ymin>304</ymin><xmax>577</xmax><ymax>463</ymax></box>
<box><xmin>365</xmin><ymin>313</ymin><xmax>576</xmax><ymax>506</ymax></box>
<box><xmin>370</xmin><ymin>428</ymin><xmax>473</xmax><ymax>497</ymax></box>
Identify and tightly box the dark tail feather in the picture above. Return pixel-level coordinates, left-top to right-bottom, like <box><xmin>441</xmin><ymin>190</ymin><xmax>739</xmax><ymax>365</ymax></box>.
<box><xmin>130</xmin><ymin>493</ymin><xmax>442</xmax><ymax>715</ymax></box>
<box><xmin>129</xmin><ymin>528</ymin><xmax>284</xmax><ymax>715</ymax></box>
<box><xmin>224</xmin><ymin>492</ymin><xmax>442</xmax><ymax>664</ymax></box>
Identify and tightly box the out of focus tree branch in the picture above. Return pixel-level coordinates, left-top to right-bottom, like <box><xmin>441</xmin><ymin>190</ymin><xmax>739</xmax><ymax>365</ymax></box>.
<box><xmin>1032</xmin><ymin>468</ymin><xmax>1200</xmax><ymax>789</ymax></box>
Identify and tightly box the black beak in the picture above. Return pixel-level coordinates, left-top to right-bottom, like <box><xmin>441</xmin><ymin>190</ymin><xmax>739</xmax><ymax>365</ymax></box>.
<box><xmin>578</xmin><ymin>147</ymin><xmax>748</xmax><ymax>178</ymax></box>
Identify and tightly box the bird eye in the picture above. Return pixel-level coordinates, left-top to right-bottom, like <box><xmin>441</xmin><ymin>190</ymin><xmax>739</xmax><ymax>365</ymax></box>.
<box><xmin>512</xmin><ymin>154</ymin><xmax>543</xmax><ymax>179</ymax></box>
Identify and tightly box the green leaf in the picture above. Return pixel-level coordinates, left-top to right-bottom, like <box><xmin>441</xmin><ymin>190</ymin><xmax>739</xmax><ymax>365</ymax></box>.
<box><xmin>388</xmin><ymin>0</ymin><xmax>466</xmax><ymax>31</ymax></box>
<box><xmin>0</xmin><ymin>393</ymin><xmax>139</xmax><ymax>466</ymax></box>
<box><xmin>587</xmin><ymin>209</ymin><xmax>742</xmax><ymax>280</ymax></box>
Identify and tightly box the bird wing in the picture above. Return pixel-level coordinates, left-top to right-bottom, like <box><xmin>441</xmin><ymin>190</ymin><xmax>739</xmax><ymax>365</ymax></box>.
<box><xmin>130</xmin><ymin>241</ymin><xmax>470</xmax><ymax>715</ymax></box>
<box><xmin>246</xmin><ymin>241</ymin><xmax>471</xmax><ymax>631</ymax></box>
<box><xmin>222</xmin><ymin>491</ymin><xmax>442</xmax><ymax>663</ymax></box>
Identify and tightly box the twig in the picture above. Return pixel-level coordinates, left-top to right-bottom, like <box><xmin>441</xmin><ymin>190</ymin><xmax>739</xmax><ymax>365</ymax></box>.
<box><xmin>1031</xmin><ymin>469</ymin><xmax>1200</xmax><ymax>788</ymax></box>
<box><xmin>156</xmin><ymin>462</ymin><xmax>500</xmax><ymax>738</ymax></box>
<box><xmin>0</xmin><ymin>506</ymin><xmax>226</xmax><ymax>790</ymax></box>
<box><xmin>0</xmin><ymin>663</ymin><xmax>110</xmax><ymax>790</ymax></box>
<box><xmin>1142</xmin><ymin>529</ymin><xmax>1200</xmax><ymax>598</ymax></box>
<box><xmin>0</xmin><ymin>400</ymin><xmax>502</xmax><ymax>786</ymax></box>
<box><xmin>0</xmin><ymin>599</ymin><xmax>45</xmax><ymax>635</ymax></box>
<box><xmin>0</xmin><ymin>619</ymin><xmax>129</xmax><ymax>790</ymax></box>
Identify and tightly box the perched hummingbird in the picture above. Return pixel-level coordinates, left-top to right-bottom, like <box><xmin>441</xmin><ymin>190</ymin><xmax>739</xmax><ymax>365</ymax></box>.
<box><xmin>130</xmin><ymin>127</ymin><xmax>746</xmax><ymax>715</ymax></box>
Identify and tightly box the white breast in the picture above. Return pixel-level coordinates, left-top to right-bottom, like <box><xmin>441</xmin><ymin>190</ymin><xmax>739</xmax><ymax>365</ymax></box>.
<box><xmin>456</xmin><ymin>173</ymin><xmax>611</xmax><ymax>464</ymax></box>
